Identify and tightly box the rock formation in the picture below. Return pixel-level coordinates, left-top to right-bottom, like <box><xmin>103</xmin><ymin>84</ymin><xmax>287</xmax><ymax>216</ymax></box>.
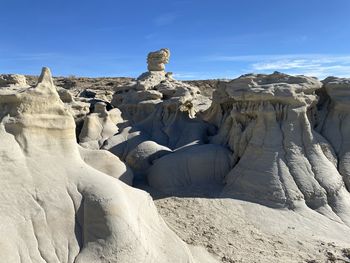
<box><xmin>204</xmin><ymin>72</ymin><xmax>350</xmax><ymax>225</ymax></box>
<box><xmin>2</xmin><ymin>50</ymin><xmax>350</xmax><ymax>262</ymax></box>
<box><xmin>147</xmin><ymin>48</ymin><xmax>170</xmax><ymax>72</ymax></box>
<box><xmin>317</xmin><ymin>77</ymin><xmax>350</xmax><ymax>191</ymax></box>
<box><xmin>104</xmin><ymin>49</ymin><xmax>214</xmax><ymax>186</ymax></box>
<box><xmin>148</xmin><ymin>144</ymin><xmax>232</xmax><ymax>193</ymax></box>
<box><xmin>0</xmin><ymin>73</ymin><xmax>27</xmax><ymax>87</ymax></box>
<box><xmin>0</xmin><ymin>67</ymin><xmax>204</xmax><ymax>263</ymax></box>
<box><xmin>79</xmin><ymin>102</ymin><xmax>123</xmax><ymax>149</ymax></box>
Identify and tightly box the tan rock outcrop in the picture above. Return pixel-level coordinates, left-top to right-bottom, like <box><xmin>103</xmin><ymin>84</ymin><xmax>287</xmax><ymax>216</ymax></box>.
<box><xmin>0</xmin><ymin>73</ymin><xmax>27</xmax><ymax>87</ymax></box>
<box><xmin>147</xmin><ymin>48</ymin><xmax>170</xmax><ymax>71</ymax></box>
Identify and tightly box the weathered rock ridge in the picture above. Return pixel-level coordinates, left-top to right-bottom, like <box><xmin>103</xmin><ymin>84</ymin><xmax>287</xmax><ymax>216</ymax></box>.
<box><xmin>0</xmin><ymin>67</ymin><xmax>206</xmax><ymax>263</ymax></box>
<box><xmin>204</xmin><ymin>72</ymin><xmax>350</xmax><ymax>225</ymax></box>
<box><xmin>2</xmin><ymin>49</ymin><xmax>350</xmax><ymax>262</ymax></box>
<box><xmin>74</xmin><ymin>51</ymin><xmax>350</xmax><ymax>229</ymax></box>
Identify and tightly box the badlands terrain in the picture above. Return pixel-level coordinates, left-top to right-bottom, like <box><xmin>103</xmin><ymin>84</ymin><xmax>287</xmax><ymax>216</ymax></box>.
<box><xmin>1</xmin><ymin>48</ymin><xmax>350</xmax><ymax>263</ymax></box>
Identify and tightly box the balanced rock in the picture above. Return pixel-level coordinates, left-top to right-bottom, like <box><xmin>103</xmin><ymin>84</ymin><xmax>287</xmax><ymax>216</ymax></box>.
<box><xmin>147</xmin><ymin>48</ymin><xmax>170</xmax><ymax>71</ymax></box>
<box><xmin>106</xmin><ymin>49</ymin><xmax>211</xmax><ymax>165</ymax></box>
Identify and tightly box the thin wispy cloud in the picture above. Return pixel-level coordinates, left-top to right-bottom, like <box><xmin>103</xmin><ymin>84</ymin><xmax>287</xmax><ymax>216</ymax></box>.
<box><xmin>95</xmin><ymin>26</ymin><xmax>125</xmax><ymax>32</ymax></box>
<box><xmin>0</xmin><ymin>53</ymin><xmax>59</xmax><ymax>61</ymax></box>
<box><xmin>173</xmin><ymin>72</ymin><xmax>218</xmax><ymax>80</ymax></box>
<box><xmin>154</xmin><ymin>13</ymin><xmax>179</xmax><ymax>26</ymax></box>
<box><xmin>252</xmin><ymin>60</ymin><xmax>321</xmax><ymax>70</ymax></box>
<box><xmin>205</xmin><ymin>54</ymin><xmax>350</xmax><ymax>79</ymax></box>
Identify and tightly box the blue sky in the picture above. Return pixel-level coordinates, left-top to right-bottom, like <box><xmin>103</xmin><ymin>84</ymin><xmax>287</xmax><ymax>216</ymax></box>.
<box><xmin>1</xmin><ymin>0</ymin><xmax>350</xmax><ymax>79</ymax></box>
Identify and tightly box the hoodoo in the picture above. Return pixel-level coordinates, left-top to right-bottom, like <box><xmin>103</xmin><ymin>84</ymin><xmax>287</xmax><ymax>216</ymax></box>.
<box><xmin>0</xmin><ymin>67</ymin><xmax>203</xmax><ymax>263</ymax></box>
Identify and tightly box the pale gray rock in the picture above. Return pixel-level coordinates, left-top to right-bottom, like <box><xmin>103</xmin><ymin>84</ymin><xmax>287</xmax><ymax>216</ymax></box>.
<box><xmin>147</xmin><ymin>144</ymin><xmax>232</xmax><ymax>193</ymax></box>
<box><xmin>102</xmin><ymin>125</ymin><xmax>150</xmax><ymax>160</ymax></box>
<box><xmin>204</xmin><ymin>72</ymin><xmax>350</xmax><ymax>225</ymax></box>
<box><xmin>0</xmin><ymin>67</ymin><xmax>200</xmax><ymax>263</ymax></box>
<box><xmin>125</xmin><ymin>140</ymin><xmax>172</xmax><ymax>173</ymax></box>
<box><xmin>79</xmin><ymin>145</ymin><xmax>133</xmax><ymax>185</ymax></box>
<box><xmin>319</xmin><ymin>77</ymin><xmax>350</xmax><ymax>191</ymax></box>
<box><xmin>106</xmin><ymin>49</ymin><xmax>212</xmax><ymax>168</ymax></box>
<box><xmin>79</xmin><ymin>102</ymin><xmax>123</xmax><ymax>149</ymax></box>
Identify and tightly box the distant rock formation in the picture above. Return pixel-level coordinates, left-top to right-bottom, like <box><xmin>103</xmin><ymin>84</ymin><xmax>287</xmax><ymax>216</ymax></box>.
<box><xmin>0</xmin><ymin>67</ymin><xmax>199</xmax><ymax>262</ymax></box>
<box><xmin>79</xmin><ymin>102</ymin><xmax>123</xmax><ymax>149</ymax></box>
<box><xmin>204</xmin><ymin>72</ymin><xmax>350</xmax><ymax>225</ymax></box>
<box><xmin>147</xmin><ymin>48</ymin><xmax>170</xmax><ymax>71</ymax></box>
<box><xmin>0</xmin><ymin>74</ymin><xmax>27</xmax><ymax>87</ymax></box>
<box><xmin>104</xmin><ymin>53</ymin><xmax>348</xmax><ymax>217</ymax></box>
<box><xmin>2</xmin><ymin>50</ymin><xmax>350</xmax><ymax>262</ymax></box>
<box><xmin>105</xmin><ymin>49</ymin><xmax>213</xmax><ymax>184</ymax></box>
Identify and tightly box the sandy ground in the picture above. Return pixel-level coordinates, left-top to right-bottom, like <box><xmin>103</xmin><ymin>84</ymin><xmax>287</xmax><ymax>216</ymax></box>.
<box><xmin>146</xmin><ymin>187</ymin><xmax>350</xmax><ymax>263</ymax></box>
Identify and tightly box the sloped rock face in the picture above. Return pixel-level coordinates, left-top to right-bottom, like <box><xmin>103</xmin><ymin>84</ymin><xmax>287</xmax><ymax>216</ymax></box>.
<box><xmin>0</xmin><ymin>67</ymin><xmax>197</xmax><ymax>263</ymax></box>
<box><xmin>318</xmin><ymin>77</ymin><xmax>350</xmax><ymax>191</ymax></box>
<box><xmin>148</xmin><ymin>144</ymin><xmax>232</xmax><ymax>192</ymax></box>
<box><xmin>204</xmin><ymin>72</ymin><xmax>350</xmax><ymax>225</ymax></box>
<box><xmin>79</xmin><ymin>102</ymin><xmax>123</xmax><ymax>149</ymax></box>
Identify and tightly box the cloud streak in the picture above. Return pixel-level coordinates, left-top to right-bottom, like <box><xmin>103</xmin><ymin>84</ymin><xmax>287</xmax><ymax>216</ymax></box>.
<box><xmin>154</xmin><ymin>13</ymin><xmax>179</xmax><ymax>26</ymax></box>
<box><xmin>205</xmin><ymin>54</ymin><xmax>350</xmax><ymax>79</ymax></box>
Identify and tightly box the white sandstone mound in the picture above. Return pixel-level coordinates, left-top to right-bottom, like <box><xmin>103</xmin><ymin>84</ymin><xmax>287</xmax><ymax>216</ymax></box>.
<box><xmin>0</xmin><ymin>67</ymin><xmax>208</xmax><ymax>263</ymax></box>
<box><xmin>78</xmin><ymin>145</ymin><xmax>133</xmax><ymax>185</ymax></box>
<box><xmin>204</xmin><ymin>72</ymin><xmax>350</xmax><ymax>226</ymax></box>
<box><xmin>79</xmin><ymin>102</ymin><xmax>123</xmax><ymax>149</ymax></box>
